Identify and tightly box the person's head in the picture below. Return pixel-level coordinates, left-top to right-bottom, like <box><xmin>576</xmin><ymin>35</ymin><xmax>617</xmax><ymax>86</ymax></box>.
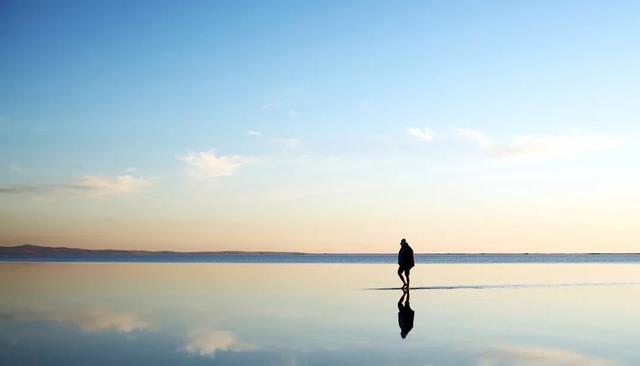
<box><xmin>400</xmin><ymin>238</ymin><xmax>407</xmax><ymax>246</ymax></box>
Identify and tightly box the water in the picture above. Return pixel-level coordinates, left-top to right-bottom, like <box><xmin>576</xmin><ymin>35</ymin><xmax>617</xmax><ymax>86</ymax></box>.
<box><xmin>2</xmin><ymin>262</ymin><xmax>640</xmax><ymax>365</ymax></box>
<box><xmin>3</xmin><ymin>253</ymin><xmax>640</xmax><ymax>263</ymax></box>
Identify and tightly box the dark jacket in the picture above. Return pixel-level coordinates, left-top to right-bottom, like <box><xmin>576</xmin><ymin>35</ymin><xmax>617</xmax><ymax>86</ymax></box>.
<box><xmin>398</xmin><ymin>243</ymin><xmax>415</xmax><ymax>269</ymax></box>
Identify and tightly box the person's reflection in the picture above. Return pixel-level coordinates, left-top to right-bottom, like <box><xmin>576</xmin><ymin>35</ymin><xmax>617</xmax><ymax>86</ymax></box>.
<box><xmin>398</xmin><ymin>289</ymin><xmax>414</xmax><ymax>339</ymax></box>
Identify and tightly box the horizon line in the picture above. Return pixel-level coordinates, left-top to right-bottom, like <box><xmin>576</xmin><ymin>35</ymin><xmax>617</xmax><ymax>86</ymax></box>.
<box><xmin>1</xmin><ymin>244</ymin><xmax>640</xmax><ymax>256</ymax></box>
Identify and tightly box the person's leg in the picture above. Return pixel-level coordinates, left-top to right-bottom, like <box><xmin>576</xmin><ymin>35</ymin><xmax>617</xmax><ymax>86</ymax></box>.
<box><xmin>398</xmin><ymin>290</ymin><xmax>407</xmax><ymax>309</ymax></box>
<box><xmin>404</xmin><ymin>268</ymin><xmax>411</xmax><ymax>289</ymax></box>
<box><xmin>397</xmin><ymin>266</ymin><xmax>406</xmax><ymax>287</ymax></box>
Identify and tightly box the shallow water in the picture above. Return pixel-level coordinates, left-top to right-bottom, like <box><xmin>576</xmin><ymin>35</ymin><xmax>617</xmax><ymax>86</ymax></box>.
<box><xmin>5</xmin><ymin>253</ymin><xmax>640</xmax><ymax>263</ymax></box>
<box><xmin>2</xmin><ymin>263</ymin><xmax>640</xmax><ymax>365</ymax></box>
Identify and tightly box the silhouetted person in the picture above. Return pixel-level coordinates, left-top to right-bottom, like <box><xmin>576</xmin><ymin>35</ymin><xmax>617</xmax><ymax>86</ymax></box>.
<box><xmin>398</xmin><ymin>289</ymin><xmax>414</xmax><ymax>339</ymax></box>
<box><xmin>397</xmin><ymin>238</ymin><xmax>414</xmax><ymax>289</ymax></box>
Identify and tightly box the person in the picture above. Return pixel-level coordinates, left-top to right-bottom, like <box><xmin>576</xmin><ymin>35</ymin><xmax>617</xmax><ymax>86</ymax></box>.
<box><xmin>397</xmin><ymin>289</ymin><xmax>414</xmax><ymax>339</ymax></box>
<box><xmin>397</xmin><ymin>238</ymin><xmax>414</xmax><ymax>289</ymax></box>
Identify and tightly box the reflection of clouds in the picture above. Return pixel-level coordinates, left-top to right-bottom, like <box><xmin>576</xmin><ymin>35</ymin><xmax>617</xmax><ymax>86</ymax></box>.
<box><xmin>183</xmin><ymin>329</ymin><xmax>252</xmax><ymax>357</ymax></box>
<box><xmin>64</xmin><ymin>309</ymin><xmax>149</xmax><ymax>332</ymax></box>
<box><xmin>5</xmin><ymin>308</ymin><xmax>149</xmax><ymax>333</ymax></box>
<box><xmin>480</xmin><ymin>345</ymin><xmax>614</xmax><ymax>366</ymax></box>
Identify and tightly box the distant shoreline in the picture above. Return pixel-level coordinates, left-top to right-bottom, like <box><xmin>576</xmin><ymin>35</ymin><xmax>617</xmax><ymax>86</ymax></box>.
<box><xmin>2</xmin><ymin>245</ymin><xmax>640</xmax><ymax>264</ymax></box>
<box><xmin>1</xmin><ymin>244</ymin><xmax>640</xmax><ymax>256</ymax></box>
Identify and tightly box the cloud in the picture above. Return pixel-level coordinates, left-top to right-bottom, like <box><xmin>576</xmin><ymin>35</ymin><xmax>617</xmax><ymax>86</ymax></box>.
<box><xmin>183</xmin><ymin>329</ymin><xmax>252</xmax><ymax>357</ymax></box>
<box><xmin>480</xmin><ymin>345</ymin><xmax>614</xmax><ymax>366</ymax></box>
<box><xmin>407</xmin><ymin>127</ymin><xmax>434</xmax><ymax>142</ymax></box>
<box><xmin>452</xmin><ymin>128</ymin><xmax>623</xmax><ymax>161</ymax></box>
<box><xmin>0</xmin><ymin>184</ymin><xmax>50</xmax><ymax>194</ymax></box>
<box><xmin>178</xmin><ymin>150</ymin><xmax>257</xmax><ymax>179</ymax></box>
<box><xmin>74</xmin><ymin>175</ymin><xmax>152</xmax><ymax>196</ymax></box>
<box><xmin>452</xmin><ymin>128</ymin><xmax>493</xmax><ymax>148</ymax></box>
<box><xmin>4</xmin><ymin>308</ymin><xmax>150</xmax><ymax>333</ymax></box>
<box><xmin>491</xmin><ymin>135</ymin><xmax>623</xmax><ymax>159</ymax></box>
<box><xmin>67</xmin><ymin>309</ymin><xmax>150</xmax><ymax>332</ymax></box>
<box><xmin>271</xmin><ymin>138</ymin><xmax>301</xmax><ymax>149</ymax></box>
<box><xmin>0</xmin><ymin>175</ymin><xmax>152</xmax><ymax>196</ymax></box>
<box><xmin>247</xmin><ymin>130</ymin><xmax>262</xmax><ymax>136</ymax></box>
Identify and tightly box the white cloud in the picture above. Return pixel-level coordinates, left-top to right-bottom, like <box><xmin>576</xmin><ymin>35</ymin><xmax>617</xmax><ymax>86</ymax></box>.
<box><xmin>407</xmin><ymin>127</ymin><xmax>434</xmax><ymax>142</ymax></box>
<box><xmin>178</xmin><ymin>150</ymin><xmax>257</xmax><ymax>179</ymax></box>
<box><xmin>452</xmin><ymin>128</ymin><xmax>623</xmax><ymax>161</ymax></box>
<box><xmin>480</xmin><ymin>345</ymin><xmax>614</xmax><ymax>366</ymax></box>
<box><xmin>272</xmin><ymin>138</ymin><xmax>301</xmax><ymax>149</ymax></box>
<box><xmin>183</xmin><ymin>329</ymin><xmax>252</xmax><ymax>357</ymax></box>
<box><xmin>75</xmin><ymin>175</ymin><xmax>152</xmax><ymax>196</ymax></box>
<box><xmin>247</xmin><ymin>130</ymin><xmax>262</xmax><ymax>136</ymax></box>
<box><xmin>452</xmin><ymin>128</ymin><xmax>493</xmax><ymax>148</ymax></box>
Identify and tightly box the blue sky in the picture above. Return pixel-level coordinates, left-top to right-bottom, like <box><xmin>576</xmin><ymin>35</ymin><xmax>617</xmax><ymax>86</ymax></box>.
<box><xmin>1</xmin><ymin>1</ymin><xmax>640</xmax><ymax>252</ymax></box>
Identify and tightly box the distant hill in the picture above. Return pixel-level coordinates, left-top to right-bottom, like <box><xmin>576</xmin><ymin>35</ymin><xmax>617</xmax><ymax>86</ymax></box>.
<box><xmin>0</xmin><ymin>244</ymin><xmax>306</xmax><ymax>257</ymax></box>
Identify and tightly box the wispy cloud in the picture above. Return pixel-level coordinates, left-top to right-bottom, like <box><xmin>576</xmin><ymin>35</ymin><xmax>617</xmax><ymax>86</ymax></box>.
<box><xmin>492</xmin><ymin>135</ymin><xmax>622</xmax><ymax>159</ymax></box>
<box><xmin>452</xmin><ymin>128</ymin><xmax>493</xmax><ymax>148</ymax></box>
<box><xmin>178</xmin><ymin>150</ymin><xmax>257</xmax><ymax>179</ymax></box>
<box><xmin>0</xmin><ymin>184</ymin><xmax>50</xmax><ymax>194</ymax></box>
<box><xmin>480</xmin><ymin>345</ymin><xmax>614</xmax><ymax>366</ymax></box>
<box><xmin>182</xmin><ymin>329</ymin><xmax>253</xmax><ymax>357</ymax></box>
<box><xmin>4</xmin><ymin>308</ymin><xmax>150</xmax><ymax>333</ymax></box>
<box><xmin>271</xmin><ymin>138</ymin><xmax>301</xmax><ymax>149</ymax></box>
<box><xmin>0</xmin><ymin>175</ymin><xmax>152</xmax><ymax>196</ymax></box>
<box><xmin>67</xmin><ymin>309</ymin><xmax>150</xmax><ymax>333</ymax></box>
<box><xmin>247</xmin><ymin>130</ymin><xmax>262</xmax><ymax>136</ymax></box>
<box><xmin>453</xmin><ymin>128</ymin><xmax>624</xmax><ymax>161</ymax></box>
<box><xmin>407</xmin><ymin>127</ymin><xmax>434</xmax><ymax>142</ymax></box>
<box><xmin>74</xmin><ymin>175</ymin><xmax>152</xmax><ymax>196</ymax></box>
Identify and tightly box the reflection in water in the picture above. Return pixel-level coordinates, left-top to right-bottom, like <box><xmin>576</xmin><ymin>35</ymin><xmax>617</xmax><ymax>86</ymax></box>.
<box><xmin>2</xmin><ymin>263</ymin><xmax>640</xmax><ymax>365</ymax></box>
<box><xmin>368</xmin><ymin>282</ymin><xmax>640</xmax><ymax>291</ymax></box>
<box><xmin>182</xmin><ymin>329</ymin><xmax>253</xmax><ymax>357</ymax></box>
<box><xmin>397</xmin><ymin>289</ymin><xmax>414</xmax><ymax>339</ymax></box>
<box><xmin>479</xmin><ymin>345</ymin><xmax>614</xmax><ymax>366</ymax></box>
<box><xmin>1</xmin><ymin>308</ymin><xmax>149</xmax><ymax>333</ymax></box>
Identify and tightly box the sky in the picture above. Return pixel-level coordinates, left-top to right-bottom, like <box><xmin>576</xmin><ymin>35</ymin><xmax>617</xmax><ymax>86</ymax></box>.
<box><xmin>1</xmin><ymin>0</ymin><xmax>640</xmax><ymax>253</ymax></box>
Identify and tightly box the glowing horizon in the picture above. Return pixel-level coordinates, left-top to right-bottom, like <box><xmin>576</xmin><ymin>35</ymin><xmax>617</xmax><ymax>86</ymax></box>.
<box><xmin>2</xmin><ymin>1</ymin><xmax>640</xmax><ymax>253</ymax></box>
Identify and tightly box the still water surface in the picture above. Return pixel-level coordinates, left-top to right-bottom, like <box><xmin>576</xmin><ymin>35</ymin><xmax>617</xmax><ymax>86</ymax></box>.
<box><xmin>2</xmin><ymin>263</ymin><xmax>639</xmax><ymax>365</ymax></box>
